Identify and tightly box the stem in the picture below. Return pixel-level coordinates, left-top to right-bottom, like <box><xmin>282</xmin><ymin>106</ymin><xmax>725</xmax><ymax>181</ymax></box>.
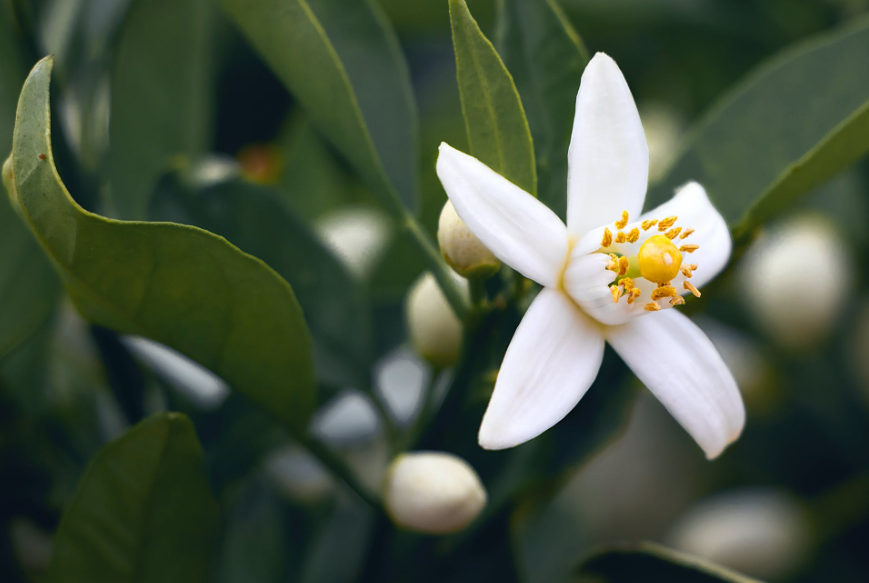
<box><xmin>403</xmin><ymin>368</ymin><xmax>443</xmax><ymax>451</ymax></box>
<box><xmin>401</xmin><ymin>212</ymin><xmax>471</xmax><ymax>321</ymax></box>
<box><xmin>368</xmin><ymin>387</ymin><xmax>401</xmax><ymax>453</ymax></box>
<box><xmin>297</xmin><ymin>433</ymin><xmax>381</xmax><ymax>509</ymax></box>
<box><xmin>469</xmin><ymin>278</ymin><xmax>485</xmax><ymax>307</ymax></box>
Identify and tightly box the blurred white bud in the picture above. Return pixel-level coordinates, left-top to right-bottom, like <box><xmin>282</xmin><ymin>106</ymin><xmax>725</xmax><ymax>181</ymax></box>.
<box><xmin>316</xmin><ymin>207</ymin><xmax>392</xmax><ymax>280</ymax></box>
<box><xmin>666</xmin><ymin>488</ymin><xmax>812</xmax><ymax>580</ymax></box>
<box><xmin>639</xmin><ymin>102</ymin><xmax>685</xmax><ymax>182</ymax></box>
<box><xmin>438</xmin><ymin>200</ymin><xmax>500</xmax><ymax>279</ymax></box>
<box><xmin>739</xmin><ymin>214</ymin><xmax>851</xmax><ymax>350</ymax></box>
<box><xmin>383</xmin><ymin>452</ymin><xmax>486</xmax><ymax>534</ymax></box>
<box><xmin>263</xmin><ymin>445</ymin><xmax>333</xmax><ymax>503</ymax></box>
<box><xmin>312</xmin><ymin>389</ymin><xmax>379</xmax><ymax>447</ymax></box>
<box><xmin>374</xmin><ymin>345</ymin><xmax>429</xmax><ymax>426</ymax></box>
<box><xmin>406</xmin><ymin>272</ymin><xmax>467</xmax><ymax>367</ymax></box>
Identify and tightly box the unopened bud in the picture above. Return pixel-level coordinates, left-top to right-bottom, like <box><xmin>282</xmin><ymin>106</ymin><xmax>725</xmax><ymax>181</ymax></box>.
<box><xmin>406</xmin><ymin>272</ymin><xmax>466</xmax><ymax>367</ymax></box>
<box><xmin>666</xmin><ymin>488</ymin><xmax>811</xmax><ymax>580</ymax></box>
<box><xmin>383</xmin><ymin>452</ymin><xmax>487</xmax><ymax>534</ymax></box>
<box><xmin>317</xmin><ymin>207</ymin><xmax>391</xmax><ymax>281</ymax></box>
<box><xmin>438</xmin><ymin>200</ymin><xmax>500</xmax><ymax>279</ymax></box>
<box><xmin>739</xmin><ymin>214</ymin><xmax>851</xmax><ymax>350</ymax></box>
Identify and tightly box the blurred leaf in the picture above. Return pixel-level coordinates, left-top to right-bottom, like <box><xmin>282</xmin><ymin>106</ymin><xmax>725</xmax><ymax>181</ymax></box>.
<box><xmin>1</xmin><ymin>3</ymin><xmax>28</xmax><ymax>155</ymax></box>
<box><xmin>220</xmin><ymin>0</ymin><xmax>419</xmax><ymax>213</ymax></box>
<box><xmin>651</xmin><ymin>16</ymin><xmax>869</xmax><ymax>236</ymax></box>
<box><xmin>496</xmin><ymin>0</ymin><xmax>588</xmax><ymax>217</ymax></box>
<box><xmin>150</xmin><ymin>171</ymin><xmax>374</xmax><ymax>388</ymax></box>
<box><xmin>107</xmin><ymin>0</ymin><xmax>214</xmax><ymax>218</ymax></box>
<box><xmin>301</xmin><ymin>493</ymin><xmax>375</xmax><ymax>583</ymax></box>
<box><xmin>575</xmin><ymin>542</ymin><xmax>762</xmax><ymax>583</ymax></box>
<box><xmin>450</xmin><ymin>0</ymin><xmax>536</xmax><ymax>195</ymax></box>
<box><xmin>5</xmin><ymin>57</ymin><xmax>316</xmax><ymax>430</ymax></box>
<box><xmin>46</xmin><ymin>413</ymin><xmax>220</xmax><ymax>583</ymax></box>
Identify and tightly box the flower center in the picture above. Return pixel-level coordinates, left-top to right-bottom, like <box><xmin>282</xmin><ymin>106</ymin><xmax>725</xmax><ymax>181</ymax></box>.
<box><xmin>599</xmin><ymin>210</ymin><xmax>702</xmax><ymax>312</ymax></box>
<box><xmin>638</xmin><ymin>235</ymin><xmax>682</xmax><ymax>283</ymax></box>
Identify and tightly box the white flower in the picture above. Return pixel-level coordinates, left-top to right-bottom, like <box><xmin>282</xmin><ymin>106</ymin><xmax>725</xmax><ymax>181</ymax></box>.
<box><xmin>436</xmin><ymin>53</ymin><xmax>744</xmax><ymax>459</ymax></box>
<box><xmin>383</xmin><ymin>452</ymin><xmax>487</xmax><ymax>534</ymax></box>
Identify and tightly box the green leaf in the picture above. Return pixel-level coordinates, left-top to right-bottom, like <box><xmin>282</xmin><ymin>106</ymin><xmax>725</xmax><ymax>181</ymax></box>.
<box><xmin>107</xmin><ymin>0</ymin><xmax>214</xmax><ymax>219</ymax></box>
<box><xmin>576</xmin><ymin>542</ymin><xmax>762</xmax><ymax>583</ymax></box>
<box><xmin>650</xmin><ymin>16</ymin><xmax>869</xmax><ymax>237</ymax></box>
<box><xmin>46</xmin><ymin>413</ymin><xmax>220</xmax><ymax>583</ymax></box>
<box><xmin>496</xmin><ymin>0</ymin><xmax>588</xmax><ymax>217</ymax></box>
<box><xmin>450</xmin><ymin>0</ymin><xmax>536</xmax><ymax>196</ymax></box>
<box><xmin>150</xmin><ymin>171</ymin><xmax>374</xmax><ymax>388</ymax></box>
<box><xmin>5</xmin><ymin>56</ymin><xmax>315</xmax><ymax>430</ymax></box>
<box><xmin>220</xmin><ymin>0</ymin><xmax>419</xmax><ymax>213</ymax></box>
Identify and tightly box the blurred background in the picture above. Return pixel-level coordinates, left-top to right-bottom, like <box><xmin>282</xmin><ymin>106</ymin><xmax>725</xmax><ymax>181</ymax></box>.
<box><xmin>3</xmin><ymin>0</ymin><xmax>869</xmax><ymax>582</ymax></box>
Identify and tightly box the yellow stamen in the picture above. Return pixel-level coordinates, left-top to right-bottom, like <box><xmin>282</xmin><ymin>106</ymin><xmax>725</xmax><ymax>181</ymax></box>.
<box><xmin>638</xmin><ymin>235</ymin><xmax>683</xmax><ymax>284</ymax></box>
<box><xmin>626</xmin><ymin>228</ymin><xmax>640</xmax><ymax>243</ymax></box>
<box><xmin>618</xmin><ymin>256</ymin><xmax>630</xmax><ymax>276</ymax></box>
<box><xmin>689</xmin><ymin>263</ymin><xmax>698</xmax><ymax>271</ymax></box>
<box><xmin>679</xmin><ymin>228</ymin><xmax>694</xmax><ymax>239</ymax></box>
<box><xmin>615</xmin><ymin>231</ymin><xmax>626</xmax><ymax>244</ymax></box>
<box><xmin>651</xmin><ymin>285</ymin><xmax>677</xmax><ymax>301</ymax></box>
<box><xmin>644</xmin><ymin>302</ymin><xmax>661</xmax><ymax>312</ymax></box>
<box><xmin>680</xmin><ymin>244</ymin><xmax>699</xmax><ymax>253</ymax></box>
<box><xmin>657</xmin><ymin>216</ymin><xmax>678</xmax><ymax>230</ymax></box>
<box><xmin>601</xmin><ymin>228</ymin><xmax>613</xmax><ymax>248</ymax></box>
<box><xmin>606</xmin><ymin>253</ymin><xmax>619</xmax><ymax>272</ymax></box>
<box><xmin>621</xmin><ymin>277</ymin><xmax>634</xmax><ymax>291</ymax></box>
<box><xmin>683</xmin><ymin>281</ymin><xmax>701</xmax><ymax>297</ymax></box>
<box><xmin>670</xmin><ymin>296</ymin><xmax>685</xmax><ymax>307</ymax></box>
<box><xmin>615</xmin><ymin>210</ymin><xmax>629</xmax><ymax>230</ymax></box>
<box><xmin>627</xmin><ymin>288</ymin><xmax>641</xmax><ymax>304</ymax></box>
<box><xmin>665</xmin><ymin>227</ymin><xmax>682</xmax><ymax>239</ymax></box>
<box><xmin>680</xmin><ymin>266</ymin><xmax>693</xmax><ymax>278</ymax></box>
<box><xmin>611</xmin><ymin>285</ymin><xmax>622</xmax><ymax>303</ymax></box>
<box><xmin>641</xmin><ymin>219</ymin><xmax>657</xmax><ymax>231</ymax></box>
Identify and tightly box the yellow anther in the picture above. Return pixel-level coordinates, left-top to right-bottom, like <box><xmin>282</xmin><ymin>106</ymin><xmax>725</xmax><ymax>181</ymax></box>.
<box><xmin>626</xmin><ymin>288</ymin><xmax>641</xmax><ymax>304</ymax></box>
<box><xmin>641</xmin><ymin>219</ymin><xmax>657</xmax><ymax>231</ymax></box>
<box><xmin>644</xmin><ymin>302</ymin><xmax>661</xmax><ymax>312</ymax></box>
<box><xmin>651</xmin><ymin>285</ymin><xmax>677</xmax><ymax>301</ymax></box>
<box><xmin>658</xmin><ymin>216</ymin><xmax>678</xmax><ymax>230</ymax></box>
<box><xmin>627</xmin><ymin>228</ymin><xmax>640</xmax><ymax>243</ymax></box>
<box><xmin>611</xmin><ymin>285</ymin><xmax>622</xmax><ymax>303</ymax></box>
<box><xmin>670</xmin><ymin>296</ymin><xmax>685</xmax><ymax>307</ymax></box>
<box><xmin>638</xmin><ymin>235</ymin><xmax>683</xmax><ymax>284</ymax></box>
<box><xmin>601</xmin><ymin>228</ymin><xmax>613</xmax><ymax>248</ymax></box>
<box><xmin>621</xmin><ymin>277</ymin><xmax>634</xmax><ymax>291</ymax></box>
<box><xmin>680</xmin><ymin>244</ymin><xmax>699</xmax><ymax>253</ymax></box>
<box><xmin>618</xmin><ymin>256</ymin><xmax>630</xmax><ymax>276</ymax></box>
<box><xmin>615</xmin><ymin>210</ymin><xmax>629</xmax><ymax>230</ymax></box>
<box><xmin>683</xmin><ymin>281</ymin><xmax>701</xmax><ymax>297</ymax></box>
<box><xmin>688</xmin><ymin>263</ymin><xmax>698</xmax><ymax>271</ymax></box>
<box><xmin>665</xmin><ymin>227</ymin><xmax>682</xmax><ymax>239</ymax></box>
<box><xmin>680</xmin><ymin>266</ymin><xmax>693</xmax><ymax>278</ymax></box>
<box><xmin>679</xmin><ymin>228</ymin><xmax>694</xmax><ymax>239</ymax></box>
<box><xmin>615</xmin><ymin>231</ymin><xmax>626</xmax><ymax>244</ymax></box>
<box><xmin>606</xmin><ymin>253</ymin><xmax>619</xmax><ymax>272</ymax></box>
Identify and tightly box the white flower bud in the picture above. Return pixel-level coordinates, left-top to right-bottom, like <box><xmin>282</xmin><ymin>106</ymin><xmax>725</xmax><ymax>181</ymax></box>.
<box><xmin>639</xmin><ymin>102</ymin><xmax>685</xmax><ymax>182</ymax></box>
<box><xmin>666</xmin><ymin>488</ymin><xmax>812</xmax><ymax>580</ymax></box>
<box><xmin>317</xmin><ymin>207</ymin><xmax>392</xmax><ymax>280</ymax></box>
<box><xmin>438</xmin><ymin>200</ymin><xmax>500</xmax><ymax>279</ymax></box>
<box><xmin>383</xmin><ymin>452</ymin><xmax>487</xmax><ymax>534</ymax></box>
<box><xmin>739</xmin><ymin>214</ymin><xmax>851</xmax><ymax>350</ymax></box>
<box><xmin>406</xmin><ymin>272</ymin><xmax>466</xmax><ymax>367</ymax></box>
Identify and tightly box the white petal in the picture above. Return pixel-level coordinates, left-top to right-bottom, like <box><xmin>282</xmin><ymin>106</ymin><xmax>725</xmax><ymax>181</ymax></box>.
<box><xmin>567</xmin><ymin>53</ymin><xmax>649</xmax><ymax>237</ymax></box>
<box><xmin>479</xmin><ymin>288</ymin><xmax>605</xmax><ymax>449</ymax></box>
<box><xmin>605</xmin><ymin>309</ymin><xmax>745</xmax><ymax>459</ymax></box>
<box><xmin>637</xmin><ymin>182</ymin><xmax>731</xmax><ymax>292</ymax></box>
<box><xmin>437</xmin><ymin>143</ymin><xmax>569</xmax><ymax>287</ymax></box>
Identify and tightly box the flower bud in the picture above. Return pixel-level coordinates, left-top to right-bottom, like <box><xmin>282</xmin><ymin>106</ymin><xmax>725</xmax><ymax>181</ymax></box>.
<box><xmin>739</xmin><ymin>214</ymin><xmax>851</xmax><ymax>350</ymax></box>
<box><xmin>383</xmin><ymin>452</ymin><xmax>487</xmax><ymax>534</ymax></box>
<box><xmin>406</xmin><ymin>272</ymin><xmax>466</xmax><ymax>367</ymax></box>
<box><xmin>438</xmin><ymin>200</ymin><xmax>500</xmax><ymax>279</ymax></box>
<box><xmin>317</xmin><ymin>207</ymin><xmax>391</xmax><ymax>280</ymax></box>
<box><xmin>666</xmin><ymin>488</ymin><xmax>811</xmax><ymax>580</ymax></box>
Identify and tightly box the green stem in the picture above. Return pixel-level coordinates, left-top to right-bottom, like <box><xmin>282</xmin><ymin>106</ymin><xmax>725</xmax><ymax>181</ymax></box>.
<box><xmin>469</xmin><ymin>278</ymin><xmax>485</xmax><ymax>307</ymax></box>
<box><xmin>296</xmin><ymin>433</ymin><xmax>381</xmax><ymax>509</ymax></box>
<box><xmin>401</xmin><ymin>212</ymin><xmax>471</xmax><ymax>321</ymax></box>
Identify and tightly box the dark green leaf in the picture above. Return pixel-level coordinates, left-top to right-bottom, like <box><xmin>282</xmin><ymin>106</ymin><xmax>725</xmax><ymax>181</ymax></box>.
<box><xmin>107</xmin><ymin>0</ymin><xmax>214</xmax><ymax>218</ymax></box>
<box><xmin>220</xmin><ymin>0</ymin><xmax>419</xmax><ymax>213</ymax></box>
<box><xmin>150</xmin><ymin>171</ymin><xmax>374</xmax><ymax>388</ymax></box>
<box><xmin>450</xmin><ymin>0</ymin><xmax>536</xmax><ymax>195</ymax></box>
<box><xmin>576</xmin><ymin>542</ymin><xmax>762</xmax><ymax>583</ymax></box>
<box><xmin>46</xmin><ymin>413</ymin><xmax>219</xmax><ymax>583</ymax></box>
<box><xmin>301</xmin><ymin>493</ymin><xmax>375</xmax><ymax>583</ymax></box>
<box><xmin>496</xmin><ymin>0</ymin><xmax>588</xmax><ymax>217</ymax></box>
<box><xmin>651</xmin><ymin>17</ymin><xmax>869</xmax><ymax>237</ymax></box>
<box><xmin>5</xmin><ymin>57</ymin><xmax>315</xmax><ymax>430</ymax></box>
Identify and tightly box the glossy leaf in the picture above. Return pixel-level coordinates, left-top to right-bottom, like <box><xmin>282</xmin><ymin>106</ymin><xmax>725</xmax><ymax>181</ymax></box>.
<box><xmin>46</xmin><ymin>413</ymin><xmax>220</xmax><ymax>583</ymax></box>
<box><xmin>450</xmin><ymin>0</ymin><xmax>536</xmax><ymax>195</ymax></box>
<box><xmin>220</xmin><ymin>0</ymin><xmax>419</xmax><ymax>213</ymax></box>
<box><xmin>651</xmin><ymin>17</ymin><xmax>869</xmax><ymax>236</ymax></box>
<box><xmin>5</xmin><ymin>57</ymin><xmax>315</xmax><ymax>430</ymax></box>
<box><xmin>150</xmin><ymin>171</ymin><xmax>374</xmax><ymax>388</ymax></box>
<box><xmin>496</xmin><ymin>0</ymin><xmax>587</xmax><ymax>217</ymax></box>
<box><xmin>107</xmin><ymin>0</ymin><xmax>214</xmax><ymax>219</ymax></box>
<box><xmin>576</xmin><ymin>542</ymin><xmax>762</xmax><ymax>583</ymax></box>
